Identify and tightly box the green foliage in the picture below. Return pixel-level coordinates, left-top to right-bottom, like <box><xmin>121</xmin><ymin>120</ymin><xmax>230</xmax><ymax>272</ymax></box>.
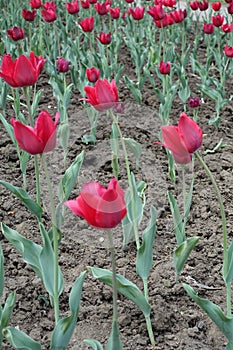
<box><xmin>174</xmin><ymin>237</ymin><xmax>199</xmax><ymax>280</ymax></box>
<box><xmin>2</xmin><ymin>327</ymin><xmax>41</xmax><ymax>350</ymax></box>
<box><xmin>106</xmin><ymin>320</ymin><xmax>122</xmax><ymax>350</ymax></box>
<box><xmin>84</xmin><ymin>339</ymin><xmax>104</xmax><ymax>350</ymax></box>
<box><xmin>51</xmin><ymin>271</ymin><xmax>86</xmax><ymax>349</ymax></box>
<box><xmin>88</xmin><ymin>267</ymin><xmax>151</xmax><ymax>318</ymax></box>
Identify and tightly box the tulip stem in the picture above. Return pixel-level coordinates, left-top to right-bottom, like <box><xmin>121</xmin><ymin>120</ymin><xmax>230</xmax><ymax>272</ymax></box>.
<box><xmin>110</xmin><ymin>110</ymin><xmax>140</xmax><ymax>250</ymax></box>
<box><xmin>195</xmin><ymin>152</ymin><xmax>230</xmax><ymax>317</ymax></box>
<box><xmin>34</xmin><ymin>155</ymin><xmax>40</xmax><ymax>207</ymax></box>
<box><xmin>41</xmin><ymin>154</ymin><xmax>60</xmax><ymax>324</ymax></box>
<box><xmin>108</xmin><ymin>230</ymin><xmax>119</xmax><ymax>324</ymax></box>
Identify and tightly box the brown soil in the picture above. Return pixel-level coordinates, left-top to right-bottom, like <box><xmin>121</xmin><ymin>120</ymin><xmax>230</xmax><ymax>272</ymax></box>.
<box><xmin>1</xmin><ymin>10</ymin><xmax>233</xmax><ymax>350</ymax></box>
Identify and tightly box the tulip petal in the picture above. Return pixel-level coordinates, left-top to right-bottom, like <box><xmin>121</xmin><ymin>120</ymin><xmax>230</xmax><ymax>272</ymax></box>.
<box><xmin>11</xmin><ymin>119</ymin><xmax>44</xmax><ymax>154</ymax></box>
<box><xmin>0</xmin><ymin>55</ymin><xmax>18</xmax><ymax>87</ymax></box>
<box><xmin>161</xmin><ymin>125</ymin><xmax>189</xmax><ymax>155</ymax></box>
<box><xmin>95</xmin><ymin>79</ymin><xmax>116</xmax><ymax>105</ymax></box>
<box><xmin>178</xmin><ymin>113</ymin><xmax>202</xmax><ymax>153</ymax></box>
<box><xmin>34</xmin><ymin>110</ymin><xmax>57</xmax><ymax>152</ymax></box>
<box><xmin>82</xmin><ymin>181</ymin><xmax>106</xmax><ymax>197</ymax></box>
<box><xmin>64</xmin><ymin>198</ymin><xmax>85</xmax><ymax>217</ymax></box>
<box><xmin>14</xmin><ymin>55</ymin><xmax>37</xmax><ymax>87</ymax></box>
<box><xmin>84</xmin><ymin>86</ymin><xmax>99</xmax><ymax>107</ymax></box>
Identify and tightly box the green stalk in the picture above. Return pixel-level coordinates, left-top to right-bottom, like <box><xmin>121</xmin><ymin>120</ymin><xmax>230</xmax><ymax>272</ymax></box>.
<box><xmin>143</xmin><ymin>279</ymin><xmax>155</xmax><ymax>347</ymax></box>
<box><xmin>110</xmin><ymin>110</ymin><xmax>140</xmax><ymax>250</ymax></box>
<box><xmin>195</xmin><ymin>152</ymin><xmax>230</xmax><ymax>316</ymax></box>
<box><xmin>41</xmin><ymin>154</ymin><xmax>60</xmax><ymax>324</ymax></box>
<box><xmin>108</xmin><ymin>230</ymin><xmax>119</xmax><ymax>325</ymax></box>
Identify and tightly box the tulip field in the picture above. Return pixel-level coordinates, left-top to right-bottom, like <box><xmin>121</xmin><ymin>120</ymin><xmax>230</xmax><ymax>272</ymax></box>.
<box><xmin>0</xmin><ymin>0</ymin><xmax>233</xmax><ymax>349</ymax></box>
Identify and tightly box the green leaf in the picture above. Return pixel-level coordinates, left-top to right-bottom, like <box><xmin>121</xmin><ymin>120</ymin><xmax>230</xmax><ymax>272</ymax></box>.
<box><xmin>124</xmin><ymin>76</ymin><xmax>142</xmax><ymax>104</ymax></box>
<box><xmin>136</xmin><ymin>206</ymin><xmax>157</xmax><ymax>280</ymax></box>
<box><xmin>0</xmin><ymin>242</ymin><xmax>4</xmax><ymax>297</ymax></box>
<box><xmin>51</xmin><ymin>271</ymin><xmax>86</xmax><ymax>349</ymax></box>
<box><xmin>174</xmin><ymin>237</ymin><xmax>199</xmax><ymax>280</ymax></box>
<box><xmin>1</xmin><ymin>224</ymin><xmax>42</xmax><ymax>279</ymax></box>
<box><xmin>106</xmin><ymin>320</ymin><xmax>123</xmax><ymax>350</ymax></box>
<box><xmin>63</xmin><ymin>83</ymin><xmax>73</xmax><ymax>110</ymax></box>
<box><xmin>0</xmin><ymin>113</ymin><xmax>15</xmax><ymax>145</ymax></box>
<box><xmin>123</xmin><ymin>138</ymin><xmax>142</xmax><ymax>170</ymax></box>
<box><xmin>84</xmin><ymin>339</ymin><xmax>104</xmax><ymax>350</ymax></box>
<box><xmin>226</xmin><ymin>342</ymin><xmax>233</xmax><ymax>350</ymax></box>
<box><xmin>3</xmin><ymin>326</ymin><xmax>41</xmax><ymax>350</ymax></box>
<box><xmin>31</xmin><ymin>89</ymin><xmax>43</xmax><ymax>119</ymax></box>
<box><xmin>39</xmin><ymin>224</ymin><xmax>64</xmax><ymax>299</ymax></box>
<box><xmin>167</xmin><ymin>191</ymin><xmax>184</xmax><ymax>245</ymax></box>
<box><xmin>0</xmin><ymin>181</ymin><xmax>42</xmax><ymax>220</ymax></box>
<box><xmin>183</xmin><ymin>283</ymin><xmax>233</xmax><ymax>342</ymax></box>
<box><xmin>58</xmin><ymin>151</ymin><xmax>84</xmax><ymax>203</ymax></box>
<box><xmin>88</xmin><ymin>267</ymin><xmax>151</xmax><ymax>317</ymax></box>
<box><xmin>223</xmin><ymin>240</ymin><xmax>233</xmax><ymax>284</ymax></box>
<box><xmin>1</xmin><ymin>292</ymin><xmax>16</xmax><ymax>328</ymax></box>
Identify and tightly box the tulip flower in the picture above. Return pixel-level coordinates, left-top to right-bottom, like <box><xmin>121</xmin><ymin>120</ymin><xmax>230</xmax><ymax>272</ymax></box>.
<box><xmin>6</xmin><ymin>27</ymin><xmax>25</xmax><ymax>41</ymax></box>
<box><xmin>65</xmin><ymin>1</ymin><xmax>79</xmax><ymax>14</ymax></box>
<box><xmin>227</xmin><ymin>3</ymin><xmax>233</xmax><ymax>14</ymax></box>
<box><xmin>30</xmin><ymin>0</ymin><xmax>42</xmax><ymax>8</ymax></box>
<box><xmin>110</xmin><ymin>7</ymin><xmax>120</xmax><ymax>19</ymax></box>
<box><xmin>203</xmin><ymin>23</ymin><xmax>214</xmax><ymax>34</ymax></box>
<box><xmin>154</xmin><ymin>112</ymin><xmax>202</xmax><ymax>164</ymax></box>
<box><xmin>86</xmin><ymin>67</ymin><xmax>100</xmax><ymax>83</ymax></box>
<box><xmin>78</xmin><ymin>16</ymin><xmax>94</xmax><ymax>32</ymax></box>
<box><xmin>22</xmin><ymin>9</ymin><xmax>37</xmax><ymax>21</ymax></box>
<box><xmin>147</xmin><ymin>5</ymin><xmax>165</xmax><ymax>20</ymax></box>
<box><xmin>83</xmin><ymin>78</ymin><xmax>118</xmax><ymax>112</ymax></box>
<box><xmin>198</xmin><ymin>0</ymin><xmax>209</xmax><ymax>11</ymax></box>
<box><xmin>154</xmin><ymin>13</ymin><xmax>174</xmax><ymax>27</ymax></box>
<box><xmin>159</xmin><ymin>61</ymin><xmax>171</xmax><ymax>74</ymax></box>
<box><xmin>64</xmin><ymin>178</ymin><xmax>127</xmax><ymax>229</ymax></box>
<box><xmin>221</xmin><ymin>23</ymin><xmax>233</xmax><ymax>33</ymax></box>
<box><xmin>224</xmin><ymin>45</ymin><xmax>233</xmax><ymax>57</ymax></box>
<box><xmin>189</xmin><ymin>1</ymin><xmax>199</xmax><ymax>10</ymax></box>
<box><xmin>81</xmin><ymin>0</ymin><xmax>90</xmax><ymax>9</ymax></box>
<box><xmin>41</xmin><ymin>8</ymin><xmax>57</xmax><ymax>22</ymax></box>
<box><xmin>162</xmin><ymin>0</ymin><xmax>176</xmax><ymax>7</ymax></box>
<box><xmin>212</xmin><ymin>2</ymin><xmax>222</xmax><ymax>11</ymax></box>
<box><xmin>129</xmin><ymin>7</ymin><xmax>145</xmax><ymax>20</ymax></box>
<box><xmin>188</xmin><ymin>97</ymin><xmax>201</xmax><ymax>108</ymax></box>
<box><xmin>170</xmin><ymin>9</ymin><xmax>187</xmax><ymax>23</ymax></box>
<box><xmin>57</xmin><ymin>58</ymin><xmax>70</xmax><ymax>73</ymax></box>
<box><xmin>212</xmin><ymin>14</ymin><xmax>224</xmax><ymax>27</ymax></box>
<box><xmin>94</xmin><ymin>2</ymin><xmax>110</xmax><ymax>15</ymax></box>
<box><xmin>97</xmin><ymin>32</ymin><xmax>112</xmax><ymax>45</ymax></box>
<box><xmin>11</xmin><ymin>110</ymin><xmax>60</xmax><ymax>155</ymax></box>
<box><xmin>0</xmin><ymin>52</ymin><xmax>45</xmax><ymax>88</ymax></box>
<box><xmin>89</xmin><ymin>0</ymin><xmax>97</xmax><ymax>3</ymax></box>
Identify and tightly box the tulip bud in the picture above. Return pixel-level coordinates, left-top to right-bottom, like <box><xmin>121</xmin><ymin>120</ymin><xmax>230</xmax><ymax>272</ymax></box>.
<box><xmin>6</xmin><ymin>27</ymin><xmax>25</xmax><ymax>41</ymax></box>
<box><xmin>159</xmin><ymin>61</ymin><xmax>171</xmax><ymax>74</ymax></box>
<box><xmin>86</xmin><ymin>67</ymin><xmax>100</xmax><ymax>83</ymax></box>
<box><xmin>57</xmin><ymin>58</ymin><xmax>70</xmax><ymax>73</ymax></box>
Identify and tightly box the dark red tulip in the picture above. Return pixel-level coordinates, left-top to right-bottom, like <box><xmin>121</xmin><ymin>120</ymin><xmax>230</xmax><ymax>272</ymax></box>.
<box><xmin>81</xmin><ymin>0</ymin><xmax>90</xmax><ymax>8</ymax></box>
<box><xmin>110</xmin><ymin>7</ymin><xmax>120</xmax><ymax>19</ymax></box>
<box><xmin>188</xmin><ymin>97</ymin><xmax>201</xmax><ymax>108</ymax></box>
<box><xmin>170</xmin><ymin>9</ymin><xmax>187</xmax><ymax>23</ymax></box>
<box><xmin>221</xmin><ymin>23</ymin><xmax>233</xmax><ymax>32</ymax></box>
<box><xmin>97</xmin><ymin>32</ymin><xmax>112</xmax><ymax>45</ymax></box>
<box><xmin>129</xmin><ymin>6</ymin><xmax>145</xmax><ymax>20</ymax></box>
<box><xmin>6</xmin><ymin>27</ymin><xmax>25</xmax><ymax>41</ymax></box>
<box><xmin>212</xmin><ymin>2</ymin><xmax>222</xmax><ymax>11</ymax></box>
<box><xmin>64</xmin><ymin>178</ymin><xmax>127</xmax><ymax>229</ymax></box>
<box><xmin>147</xmin><ymin>5</ymin><xmax>165</xmax><ymax>20</ymax></box>
<box><xmin>57</xmin><ymin>58</ymin><xmax>70</xmax><ymax>73</ymax></box>
<box><xmin>154</xmin><ymin>112</ymin><xmax>202</xmax><ymax>164</ymax></box>
<box><xmin>22</xmin><ymin>9</ymin><xmax>37</xmax><ymax>21</ymax></box>
<box><xmin>78</xmin><ymin>16</ymin><xmax>95</xmax><ymax>32</ymax></box>
<box><xmin>198</xmin><ymin>0</ymin><xmax>209</xmax><ymax>11</ymax></box>
<box><xmin>30</xmin><ymin>0</ymin><xmax>42</xmax><ymax>8</ymax></box>
<box><xmin>189</xmin><ymin>1</ymin><xmax>199</xmax><ymax>10</ymax></box>
<box><xmin>159</xmin><ymin>61</ymin><xmax>171</xmax><ymax>74</ymax></box>
<box><xmin>65</xmin><ymin>1</ymin><xmax>79</xmax><ymax>14</ymax></box>
<box><xmin>162</xmin><ymin>0</ymin><xmax>176</xmax><ymax>7</ymax></box>
<box><xmin>228</xmin><ymin>2</ymin><xmax>233</xmax><ymax>14</ymax></box>
<box><xmin>84</xmin><ymin>78</ymin><xmax>118</xmax><ymax>112</ymax></box>
<box><xmin>86</xmin><ymin>67</ymin><xmax>100</xmax><ymax>83</ymax></box>
<box><xmin>11</xmin><ymin>110</ymin><xmax>60</xmax><ymax>155</ymax></box>
<box><xmin>0</xmin><ymin>52</ymin><xmax>45</xmax><ymax>87</ymax></box>
<box><xmin>94</xmin><ymin>1</ymin><xmax>110</xmax><ymax>15</ymax></box>
<box><xmin>203</xmin><ymin>23</ymin><xmax>214</xmax><ymax>34</ymax></box>
<box><xmin>224</xmin><ymin>45</ymin><xmax>233</xmax><ymax>57</ymax></box>
<box><xmin>212</xmin><ymin>14</ymin><xmax>224</xmax><ymax>27</ymax></box>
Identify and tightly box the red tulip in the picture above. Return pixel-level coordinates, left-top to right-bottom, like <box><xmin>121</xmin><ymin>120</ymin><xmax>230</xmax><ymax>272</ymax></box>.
<box><xmin>221</xmin><ymin>23</ymin><xmax>233</xmax><ymax>33</ymax></box>
<box><xmin>212</xmin><ymin>14</ymin><xmax>224</xmax><ymax>27</ymax></box>
<box><xmin>84</xmin><ymin>79</ymin><xmax>118</xmax><ymax>112</ymax></box>
<box><xmin>6</xmin><ymin>27</ymin><xmax>25</xmax><ymax>41</ymax></box>
<box><xmin>64</xmin><ymin>178</ymin><xmax>127</xmax><ymax>229</ymax></box>
<box><xmin>212</xmin><ymin>2</ymin><xmax>222</xmax><ymax>11</ymax></box>
<box><xmin>188</xmin><ymin>97</ymin><xmax>201</xmax><ymax>108</ymax></box>
<box><xmin>11</xmin><ymin>110</ymin><xmax>60</xmax><ymax>155</ymax></box>
<box><xmin>94</xmin><ymin>2</ymin><xmax>110</xmax><ymax>15</ymax></box>
<box><xmin>41</xmin><ymin>8</ymin><xmax>57</xmax><ymax>22</ymax></box>
<box><xmin>147</xmin><ymin>5</ymin><xmax>165</xmax><ymax>20</ymax></box>
<box><xmin>162</xmin><ymin>0</ymin><xmax>176</xmax><ymax>7</ymax></box>
<box><xmin>57</xmin><ymin>58</ymin><xmax>70</xmax><ymax>73</ymax></box>
<box><xmin>81</xmin><ymin>0</ymin><xmax>90</xmax><ymax>8</ymax></box>
<box><xmin>224</xmin><ymin>45</ymin><xmax>233</xmax><ymax>57</ymax></box>
<box><xmin>170</xmin><ymin>9</ymin><xmax>187</xmax><ymax>23</ymax></box>
<box><xmin>228</xmin><ymin>2</ymin><xmax>233</xmax><ymax>14</ymax></box>
<box><xmin>189</xmin><ymin>1</ymin><xmax>199</xmax><ymax>10</ymax></box>
<box><xmin>154</xmin><ymin>112</ymin><xmax>202</xmax><ymax>164</ymax></box>
<box><xmin>110</xmin><ymin>8</ymin><xmax>120</xmax><ymax>19</ymax></box>
<box><xmin>65</xmin><ymin>1</ymin><xmax>79</xmax><ymax>14</ymax></box>
<box><xmin>129</xmin><ymin>6</ymin><xmax>145</xmax><ymax>20</ymax></box>
<box><xmin>78</xmin><ymin>16</ymin><xmax>95</xmax><ymax>32</ymax></box>
<box><xmin>89</xmin><ymin>0</ymin><xmax>98</xmax><ymax>4</ymax></box>
<box><xmin>30</xmin><ymin>0</ymin><xmax>42</xmax><ymax>8</ymax></box>
<box><xmin>203</xmin><ymin>23</ymin><xmax>214</xmax><ymax>34</ymax></box>
<box><xmin>86</xmin><ymin>67</ymin><xmax>100</xmax><ymax>83</ymax></box>
<box><xmin>97</xmin><ymin>32</ymin><xmax>112</xmax><ymax>45</ymax></box>
<box><xmin>159</xmin><ymin>61</ymin><xmax>171</xmax><ymax>74</ymax></box>
<box><xmin>43</xmin><ymin>1</ymin><xmax>56</xmax><ymax>10</ymax></box>
<box><xmin>198</xmin><ymin>0</ymin><xmax>209</xmax><ymax>11</ymax></box>
<box><xmin>125</xmin><ymin>0</ymin><xmax>134</xmax><ymax>3</ymax></box>
<box><xmin>22</xmin><ymin>9</ymin><xmax>37</xmax><ymax>21</ymax></box>
<box><xmin>0</xmin><ymin>52</ymin><xmax>45</xmax><ymax>88</ymax></box>
<box><xmin>154</xmin><ymin>13</ymin><xmax>174</xmax><ymax>27</ymax></box>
